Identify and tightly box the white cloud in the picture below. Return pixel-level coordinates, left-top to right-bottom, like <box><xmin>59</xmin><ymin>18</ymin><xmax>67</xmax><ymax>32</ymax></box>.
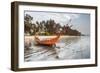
<box><xmin>25</xmin><ymin>11</ymin><xmax>80</xmax><ymax>26</ymax></box>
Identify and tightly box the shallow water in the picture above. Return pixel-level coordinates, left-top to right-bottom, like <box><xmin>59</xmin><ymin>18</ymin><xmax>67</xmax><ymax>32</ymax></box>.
<box><xmin>24</xmin><ymin>36</ymin><xmax>90</xmax><ymax>62</ymax></box>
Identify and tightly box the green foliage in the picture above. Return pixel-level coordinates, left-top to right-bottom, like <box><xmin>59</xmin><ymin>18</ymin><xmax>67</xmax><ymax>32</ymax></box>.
<box><xmin>24</xmin><ymin>14</ymin><xmax>81</xmax><ymax>36</ymax></box>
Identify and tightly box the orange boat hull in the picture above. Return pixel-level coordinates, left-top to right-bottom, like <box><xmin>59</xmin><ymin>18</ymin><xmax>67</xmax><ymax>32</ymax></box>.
<box><xmin>35</xmin><ymin>35</ymin><xmax>60</xmax><ymax>46</ymax></box>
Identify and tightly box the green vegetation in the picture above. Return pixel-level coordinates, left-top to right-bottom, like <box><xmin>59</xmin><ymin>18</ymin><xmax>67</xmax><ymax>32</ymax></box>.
<box><xmin>24</xmin><ymin>14</ymin><xmax>81</xmax><ymax>36</ymax></box>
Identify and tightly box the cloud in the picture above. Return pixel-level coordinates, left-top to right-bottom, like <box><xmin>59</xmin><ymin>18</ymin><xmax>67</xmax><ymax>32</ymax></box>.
<box><xmin>25</xmin><ymin>11</ymin><xmax>90</xmax><ymax>35</ymax></box>
<box><xmin>25</xmin><ymin>11</ymin><xmax>80</xmax><ymax>26</ymax></box>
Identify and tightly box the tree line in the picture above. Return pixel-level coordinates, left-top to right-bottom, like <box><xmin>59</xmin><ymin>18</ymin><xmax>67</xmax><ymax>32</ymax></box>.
<box><xmin>24</xmin><ymin>14</ymin><xmax>81</xmax><ymax>36</ymax></box>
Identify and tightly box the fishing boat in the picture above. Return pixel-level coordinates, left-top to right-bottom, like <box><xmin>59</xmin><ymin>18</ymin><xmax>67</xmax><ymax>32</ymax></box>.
<box><xmin>34</xmin><ymin>32</ymin><xmax>60</xmax><ymax>46</ymax></box>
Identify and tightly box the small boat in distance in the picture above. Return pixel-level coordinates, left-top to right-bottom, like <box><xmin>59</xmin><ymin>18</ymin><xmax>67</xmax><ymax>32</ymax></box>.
<box><xmin>34</xmin><ymin>32</ymin><xmax>60</xmax><ymax>46</ymax></box>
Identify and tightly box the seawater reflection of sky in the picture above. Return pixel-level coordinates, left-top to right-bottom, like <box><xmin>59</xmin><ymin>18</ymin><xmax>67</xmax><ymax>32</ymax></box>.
<box><xmin>24</xmin><ymin>36</ymin><xmax>90</xmax><ymax>62</ymax></box>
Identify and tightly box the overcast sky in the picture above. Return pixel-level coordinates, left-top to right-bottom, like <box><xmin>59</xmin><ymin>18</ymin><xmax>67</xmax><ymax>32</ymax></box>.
<box><xmin>25</xmin><ymin>11</ymin><xmax>90</xmax><ymax>35</ymax></box>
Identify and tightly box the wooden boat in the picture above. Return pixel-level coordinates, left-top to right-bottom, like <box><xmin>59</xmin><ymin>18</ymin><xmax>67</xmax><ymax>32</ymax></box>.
<box><xmin>34</xmin><ymin>33</ymin><xmax>60</xmax><ymax>46</ymax></box>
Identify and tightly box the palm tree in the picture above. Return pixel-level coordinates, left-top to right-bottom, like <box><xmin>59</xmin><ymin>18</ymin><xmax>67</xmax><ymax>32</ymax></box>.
<box><xmin>24</xmin><ymin>14</ymin><xmax>33</xmax><ymax>35</ymax></box>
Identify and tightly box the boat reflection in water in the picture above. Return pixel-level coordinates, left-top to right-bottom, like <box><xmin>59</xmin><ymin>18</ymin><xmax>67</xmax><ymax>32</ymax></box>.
<box><xmin>24</xmin><ymin>36</ymin><xmax>90</xmax><ymax>62</ymax></box>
